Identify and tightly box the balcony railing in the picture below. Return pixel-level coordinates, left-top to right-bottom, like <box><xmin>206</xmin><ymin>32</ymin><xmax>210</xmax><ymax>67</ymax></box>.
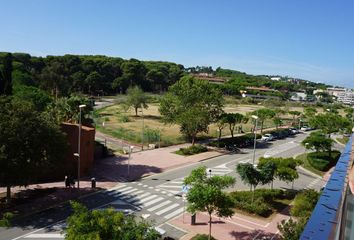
<box><xmin>301</xmin><ymin>135</ymin><xmax>353</xmax><ymax>240</ymax></box>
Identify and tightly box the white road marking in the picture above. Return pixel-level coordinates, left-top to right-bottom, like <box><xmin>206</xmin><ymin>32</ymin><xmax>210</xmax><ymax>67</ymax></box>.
<box><xmin>107</xmin><ymin>186</ymin><xmax>132</xmax><ymax>195</ymax></box>
<box><xmin>24</xmin><ymin>233</ymin><xmax>64</xmax><ymax>238</ymax></box>
<box><xmin>115</xmin><ymin>188</ymin><xmax>139</xmax><ymax>196</ymax></box>
<box><xmin>147</xmin><ymin>200</ymin><xmax>172</xmax><ymax>212</ymax></box>
<box><xmin>164</xmin><ymin>207</ymin><xmax>184</xmax><ymax>219</ymax></box>
<box><xmin>126</xmin><ymin>192</ymin><xmax>151</xmax><ymax>202</ymax></box>
<box><xmin>120</xmin><ymin>190</ymin><xmax>144</xmax><ymax>199</ymax></box>
<box><xmin>155</xmin><ymin>203</ymin><xmax>179</xmax><ymax>215</ymax></box>
<box><xmin>138</xmin><ymin>195</ymin><xmax>158</xmax><ymax>203</ymax></box>
<box><xmin>143</xmin><ymin>197</ymin><xmax>164</xmax><ymax>207</ymax></box>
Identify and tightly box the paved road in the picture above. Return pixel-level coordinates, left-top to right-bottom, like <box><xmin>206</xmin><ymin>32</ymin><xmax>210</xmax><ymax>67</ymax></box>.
<box><xmin>0</xmin><ymin>132</ymin><xmax>342</xmax><ymax>240</ymax></box>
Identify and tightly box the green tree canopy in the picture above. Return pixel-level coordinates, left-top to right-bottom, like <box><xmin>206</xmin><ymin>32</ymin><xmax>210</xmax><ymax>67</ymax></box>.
<box><xmin>65</xmin><ymin>201</ymin><xmax>160</xmax><ymax>240</ymax></box>
<box><xmin>251</xmin><ymin>108</ymin><xmax>276</xmax><ymax>133</ymax></box>
<box><xmin>159</xmin><ymin>76</ymin><xmax>224</xmax><ymax>144</ymax></box>
<box><xmin>0</xmin><ymin>97</ymin><xmax>68</xmax><ymax>202</ymax></box>
<box><xmin>184</xmin><ymin>166</ymin><xmax>235</xmax><ymax>240</ymax></box>
<box><xmin>309</xmin><ymin>113</ymin><xmax>350</xmax><ymax>137</ymax></box>
<box><xmin>125</xmin><ymin>86</ymin><xmax>149</xmax><ymax>116</ymax></box>
<box><xmin>302</xmin><ymin>131</ymin><xmax>333</xmax><ymax>152</ymax></box>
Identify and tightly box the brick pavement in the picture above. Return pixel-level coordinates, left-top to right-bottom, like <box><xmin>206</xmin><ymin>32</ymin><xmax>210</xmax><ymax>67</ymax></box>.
<box><xmin>170</xmin><ymin>209</ymin><xmax>289</xmax><ymax>240</ymax></box>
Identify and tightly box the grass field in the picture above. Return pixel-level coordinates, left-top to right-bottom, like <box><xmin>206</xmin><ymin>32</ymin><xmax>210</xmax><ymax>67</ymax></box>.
<box><xmin>93</xmin><ymin>94</ymin><xmax>329</xmax><ymax>146</ymax></box>
<box><xmin>296</xmin><ymin>153</ymin><xmax>324</xmax><ymax>176</ymax></box>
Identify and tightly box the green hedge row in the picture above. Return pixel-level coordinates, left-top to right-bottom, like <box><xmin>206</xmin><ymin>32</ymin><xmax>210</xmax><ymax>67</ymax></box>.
<box><xmin>307</xmin><ymin>151</ymin><xmax>340</xmax><ymax>171</ymax></box>
<box><xmin>229</xmin><ymin>189</ymin><xmax>295</xmax><ymax>217</ymax></box>
<box><xmin>176</xmin><ymin>144</ymin><xmax>208</xmax><ymax>156</ymax></box>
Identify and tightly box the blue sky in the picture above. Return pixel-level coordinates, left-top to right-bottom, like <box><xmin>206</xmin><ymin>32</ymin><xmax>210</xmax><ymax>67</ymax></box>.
<box><xmin>1</xmin><ymin>0</ymin><xmax>354</xmax><ymax>87</ymax></box>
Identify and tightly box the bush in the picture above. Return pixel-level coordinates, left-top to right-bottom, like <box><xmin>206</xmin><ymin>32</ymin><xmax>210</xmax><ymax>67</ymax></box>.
<box><xmin>0</xmin><ymin>212</ymin><xmax>14</xmax><ymax>227</ymax></box>
<box><xmin>176</xmin><ymin>144</ymin><xmax>208</xmax><ymax>155</ymax></box>
<box><xmin>291</xmin><ymin>189</ymin><xmax>320</xmax><ymax>218</ymax></box>
<box><xmin>307</xmin><ymin>151</ymin><xmax>340</xmax><ymax>171</ymax></box>
<box><xmin>229</xmin><ymin>189</ymin><xmax>295</xmax><ymax>217</ymax></box>
<box><xmin>191</xmin><ymin>234</ymin><xmax>217</xmax><ymax>240</ymax></box>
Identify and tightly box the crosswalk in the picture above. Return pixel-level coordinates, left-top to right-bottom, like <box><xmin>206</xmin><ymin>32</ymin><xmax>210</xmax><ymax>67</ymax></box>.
<box><xmin>103</xmin><ymin>184</ymin><xmax>185</xmax><ymax>221</ymax></box>
<box><xmin>156</xmin><ymin>164</ymin><xmax>233</xmax><ymax>194</ymax></box>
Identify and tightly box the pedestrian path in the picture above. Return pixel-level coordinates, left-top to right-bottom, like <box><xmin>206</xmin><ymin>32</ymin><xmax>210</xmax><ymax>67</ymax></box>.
<box><xmin>156</xmin><ymin>164</ymin><xmax>233</xmax><ymax>195</ymax></box>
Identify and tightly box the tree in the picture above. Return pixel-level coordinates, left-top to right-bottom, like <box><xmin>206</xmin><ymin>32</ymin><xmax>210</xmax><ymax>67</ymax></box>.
<box><xmin>224</xmin><ymin>113</ymin><xmax>244</xmax><ymax>137</ymax></box>
<box><xmin>259</xmin><ymin>161</ymin><xmax>277</xmax><ymax>189</ymax></box>
<box><xmin>258</xmin><ymin>157</ymin><xmax>301</xmax><ymax>187</ymax></box>
<box><xmin>216</xmin><ymin>113</ymin><xmax>228</xmax><ymax>140</ymax></box>
<box><xmin>65</xmin><ymin>201</ymin><xmax>159</xmax><ymax>240</ymax></box>
<box><xmin>251</xmin><ymin>108</ymin><xmax>275</xmax><ymax>133</ymax></box>
<box><xmin>0</xmin><ymin>97</ymin><xmax>68</xmax><ymax>202</ymax></box>
<box><xmin>272</xmin><ymin>108</ymin><xmax>285</xmax><ymax>129</ymax></box>
<box><xmin>125</xmin><ymin>86</ymin><xmax>149</xmax><ymax>116</ymax></box>
<box><xmin>288</xmin><ymin>110</ymin><xmax>301</xmax><ymax>126</ymax></box>
<box><xmin>309</xmin><ymin>113</ymin><xmax>350</xmax><ymax>145</ymax></box>
<box><xmin>184</xmin><ymin>166</ymin><xmax>235</xmax><ymax>240</ymax></box>
<box><xmin>0</xmin><ymin>53</ymin><xmax>13</xmax><ymax>95</ymax></box>
<box><xmin>236</xmin><ymin>163</ymin><xmax>262</xmax><ymax>202</ymax></box>
<box><xmin>302</xmin><ymin>131</ymin><xmax>333</xmax><ymax>153</ymax></box>
<box><xmin>303</xmin><ymin>107</ymin><xmax>317</xmax><ymax>118</ymax></box>
<box><xmin>159</xmin><ymin>76</ymin><xmax>224</xmax><ymax>144</ymax></box>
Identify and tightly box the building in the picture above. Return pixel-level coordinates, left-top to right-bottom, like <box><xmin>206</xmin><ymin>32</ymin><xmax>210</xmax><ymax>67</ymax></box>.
<box><xmin>327</xmin><ymin>87</ymin><xmax>346</xmax><ymax>97</ymax></box>
<box><xmin>336</xmin><ymin>89</ymin><xmax>354</xmax><ymax>105</ymax></box>
<box><xmin>290</xmin><ymin>91</ymin><xmax>307</xmax><ymax>102</ymax></box>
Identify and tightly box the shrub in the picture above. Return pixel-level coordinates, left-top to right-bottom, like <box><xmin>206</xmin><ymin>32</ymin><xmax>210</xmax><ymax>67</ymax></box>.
<box><xmin>176</xmin><ymin>144</ymin><xmax>208</xmax><ymax>155</ymax></box>
<box><xmin>229</xmin><ymin>189</ymin><xmax>294</xmax><ymax>217</ymax></box>
<box><xmin>307</xmin><ymin>151</ymin><xmax>340</xmax><ymax>171</ymax></box>
<box><xmin>119</xmin><ymin>115</ymin><xmax>130</xmax><ymax>123</ymax></box>
<box><xmin>0</xmin><ymin>212</ymin><xmax>14</xmax><ymax>227</ymax></box>
<box><xmin>191</xmin><ymin>234</ymin><xmax>217</xmax><ymax>240</ymax></box>
<box><xmin>291</xmin><ymin>189</ymin><xmax>320</xmax><ymax>218</ymax></box>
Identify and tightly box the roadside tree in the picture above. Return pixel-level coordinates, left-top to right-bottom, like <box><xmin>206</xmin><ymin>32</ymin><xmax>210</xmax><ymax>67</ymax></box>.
<box><xmin>184</xmin><ymin>166</ymin><xmax>235</xmax><ymax>240</ymax></box>
<box><xmin>0</xmin><ymin>97</ymin><xmax>67</xmax><ymax>202</ymax></box>
<box><xmin>225</xmin><ymin>113</ymin><xmax>244</xmax><ymax>137</ymax></box>
<box><xmin>65</xmin><ymin>201</ymin><xmax>159</xmax><ymax>240</ymax></box>
<box><xmin>159</xmin><ymin>76</ymin><xmax>224</xmax><ymax>144</ymax></box>
<box><xmin>251</xmin><ymin>108</ymin><xmax>275</xmax><ymax>133</ymax></box>
<box><xmin>302</xmin><ymin>131</ymin><xmax>333</xmax><ymax>153</ymax></box>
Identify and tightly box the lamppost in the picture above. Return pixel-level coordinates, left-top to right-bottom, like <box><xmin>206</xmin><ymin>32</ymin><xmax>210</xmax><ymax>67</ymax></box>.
<box><xmin>251</xmin><ymin>115</ymin><xmax>259</xmax><ymax>165</ymax></box>
<box><xmin>140</xmin><ymin>109</ymin><xmax>145</xmax><ymax>150</ymax></box>
<box><xmin>128</xmin><ymin>146</ymin><xmax>134</xmax><ymax>179</ymax></box>
<box><xmin>77</xmin><ymin>104</ymin><xmax>86</xmax><ymax>189</ymax></box>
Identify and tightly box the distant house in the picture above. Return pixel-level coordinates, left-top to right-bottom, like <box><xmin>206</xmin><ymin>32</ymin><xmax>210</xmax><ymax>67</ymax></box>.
<box><xmin>327</xmin><ymin>87</ymin><xmax>346</xmax><ymax>97</ymax></box>
<box><xmin>240</xmin><ymin>87</ymin><xmax>281</xmax><ymax>100</ymax></box>
<box><xmin>191</xmin><ymin>73</ymin><xmax>226</xmax><ymax>84</ymax></box>
<box><xmin>270</xmin><ymin>77</ymin><xmax>281</xmax><ymax>81</ymax></box>
<box><xmin>290</xmin><ymin>92</ymin><xmax>307</xmax><ymax>102</ymax></box>
<box><xmin>336</xmin><ymin>89</ymin><xmax>354</xmax><ymax>105</ymax></box>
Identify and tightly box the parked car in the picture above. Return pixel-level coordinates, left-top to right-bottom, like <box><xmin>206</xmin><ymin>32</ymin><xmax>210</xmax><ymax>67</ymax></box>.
<box><xmin>289</xmin><ymin>128</ymin><xmax>299</xmax><ymax>134</ymax></box>
<box><xmin>261</xmin><ymin>134</ymin><xmax>274</xmax><ymax>142</ymax></box>
<box><xmin>301</xmin><ymin>126</ymin><xmax>311</xmax><ymax>131</ymax></box>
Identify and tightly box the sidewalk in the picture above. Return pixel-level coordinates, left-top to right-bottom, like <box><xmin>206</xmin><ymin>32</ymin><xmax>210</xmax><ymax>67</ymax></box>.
<box><xmin>169</xmin><ymin>208</ymin><xmax>290</xmax><ymax>240</ymax></box>
<box><xmin>92</xmin><ymin>143</ymin><xmax>228</xmax><ymax>181</ymax></box>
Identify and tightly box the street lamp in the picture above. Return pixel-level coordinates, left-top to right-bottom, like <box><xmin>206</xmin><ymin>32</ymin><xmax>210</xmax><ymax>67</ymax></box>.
<box><xmin>128</xmin><ymin>146</ymin><xmax>134</xmax><ymax>179</ymax></box>
<box><xmin>140</xmin><ymin>109</ymin><xmax>145</xmax><ymax>150</ymax></box>
<box><xmin>77</xmin><ymin>104</ymin><xmax>86</xmax><ymax>189</ymax></box>
<box><xmin>251</xmin><ymin>115</ymin><xmax>259</xmax><ymax>165</ymax></box>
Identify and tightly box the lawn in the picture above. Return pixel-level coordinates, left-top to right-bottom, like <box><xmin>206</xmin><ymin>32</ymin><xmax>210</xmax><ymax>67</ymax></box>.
<box><xmin>336</xmin><ymin>136</ymin><xmax>349</xmax><ymax>145</ymax></box>
<box><xmin>296</xmin><ymin>153</ymin><xmax>324</xmax><ymax>176</ymax></box>
<box><xmin>93</xmin><ymin>95</ymin><xmax>322</xmax><ymax>146</ymax></box>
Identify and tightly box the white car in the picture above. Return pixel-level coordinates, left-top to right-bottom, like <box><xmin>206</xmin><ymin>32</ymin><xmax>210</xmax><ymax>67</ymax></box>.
<box><xmin>261</xmin><ymin>134</ymin><xmax>274</xmax><ymax>141</ymax></box>
<box><xmin>300</xmin><ymin>126</ymin><xmax>311</xmax><ymax>131</ymax></box>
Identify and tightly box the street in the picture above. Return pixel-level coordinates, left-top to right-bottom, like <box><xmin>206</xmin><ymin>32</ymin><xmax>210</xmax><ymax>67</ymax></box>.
<box><xmin>0</xmin><ymin>132</ymin><xmax>340</xmax><ymax>240</ymax></box>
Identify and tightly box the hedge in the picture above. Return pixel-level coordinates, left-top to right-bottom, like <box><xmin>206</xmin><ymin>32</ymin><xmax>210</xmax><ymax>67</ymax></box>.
<box><xmin>307</xmin><ymin>151</ymin><xmax>340</xmax><ymax>172</ymax></box>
